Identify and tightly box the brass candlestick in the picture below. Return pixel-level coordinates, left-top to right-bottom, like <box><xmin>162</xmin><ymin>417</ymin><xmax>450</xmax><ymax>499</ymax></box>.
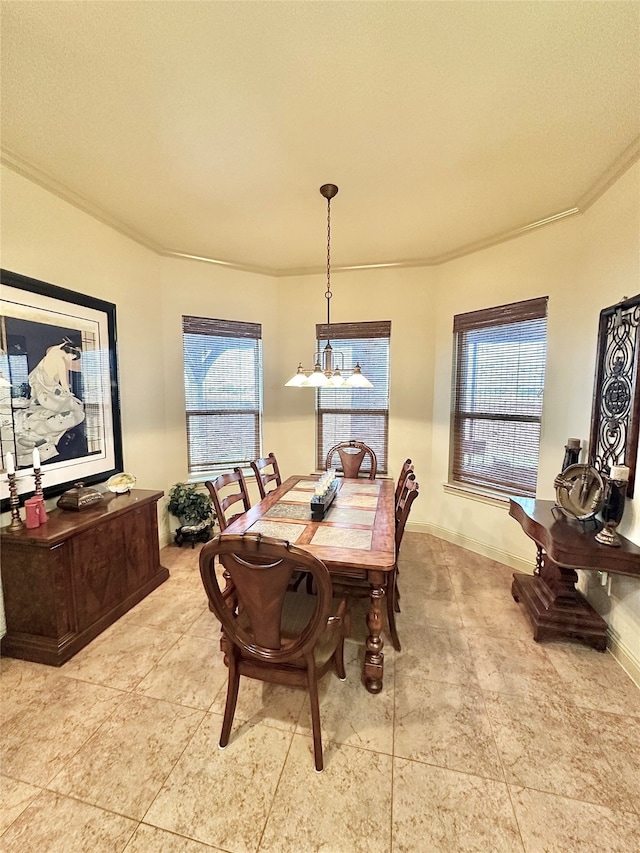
<box><xmin>7</xmin><ymin>471</ymin><xmax>24</xmax><ymax>530</ymax></box>
<box><xmin>34</xmin><ymin>466</ymin><xmax>43</xmax><ymax>496</ymax></box>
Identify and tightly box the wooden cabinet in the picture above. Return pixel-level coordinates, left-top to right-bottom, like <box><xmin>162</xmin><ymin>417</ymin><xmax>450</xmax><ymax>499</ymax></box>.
<box><xmin>1</xmin><ymin>489</ymin><xmax>169</xmax><ymax>665</ymax></box>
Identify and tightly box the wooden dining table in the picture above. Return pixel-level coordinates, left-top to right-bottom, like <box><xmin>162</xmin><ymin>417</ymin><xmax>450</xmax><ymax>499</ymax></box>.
<box><xmin>222</xmin><ymin>474</ymin><xmax>396</xmax><ymax>693</ymax></box>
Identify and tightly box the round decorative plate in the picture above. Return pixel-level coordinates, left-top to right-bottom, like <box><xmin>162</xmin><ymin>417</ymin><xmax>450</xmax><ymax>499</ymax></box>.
<box><xmin>107</xmin><ymin>472</ymin><xmax>136</xmax><ymax>493</ymax></box>
<box><xmin>554</xmin><ymin>464</ymin><xmax>604</xmax><ymax>521</ymax></box>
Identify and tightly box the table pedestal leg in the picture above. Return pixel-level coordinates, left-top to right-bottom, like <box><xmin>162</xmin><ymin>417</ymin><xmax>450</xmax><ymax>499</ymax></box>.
<box><xmin>512</xmin><ymin>554</ymin><xmax>608</xmax><ymax>651</ymax></box>
<box><xmin>364</xmin><ymin>584</ymin><xmax>385</xmax><ymax>693</ymax></box>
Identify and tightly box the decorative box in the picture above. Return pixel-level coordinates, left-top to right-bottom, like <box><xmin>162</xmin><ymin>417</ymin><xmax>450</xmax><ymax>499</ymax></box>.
<box><xmin>56</xmin><ymin>482</ymin><xmax>104</xmax><ymax>511</ymax></box>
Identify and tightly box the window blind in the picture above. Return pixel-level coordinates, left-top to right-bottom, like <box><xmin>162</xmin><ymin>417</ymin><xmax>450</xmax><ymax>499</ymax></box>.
<box><xmin>316</xmin><ymin>321</ymin><xmax>391</xmax><ymax>473</ymax></box>
<box><xmin>182</xmin><ymin>316</ymin><xmax>262</xmax><ymax>476</ymax></box>
<box><xmin>451</xmin><ymin>297</ymin><xmax>548</xmax><ymax>497</ymax></box>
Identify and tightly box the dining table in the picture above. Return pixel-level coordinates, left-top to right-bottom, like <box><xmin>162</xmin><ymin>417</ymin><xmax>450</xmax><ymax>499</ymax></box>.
<box><xmin>222</xmin><ymin>474</ymin><xmax>396</xmax><ymax>693</ymax></box>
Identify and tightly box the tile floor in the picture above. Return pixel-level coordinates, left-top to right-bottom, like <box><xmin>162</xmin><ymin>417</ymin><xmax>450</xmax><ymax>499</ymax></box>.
<box><xmin>2</xmin><ymin>533</ymin><xmax>640</xmax><ymax>852</ymax></box>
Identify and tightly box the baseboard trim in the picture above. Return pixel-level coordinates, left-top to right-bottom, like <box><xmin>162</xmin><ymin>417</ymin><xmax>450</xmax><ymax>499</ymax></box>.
<box><xmin>406</xmin><ymin>520</ymin><xmax>534</xmax><ymax>574</ymax></box>
<box><xmin>607</xmin><ymin>630</ymin><xmax>640</xmax><ymax>689</ymax></box>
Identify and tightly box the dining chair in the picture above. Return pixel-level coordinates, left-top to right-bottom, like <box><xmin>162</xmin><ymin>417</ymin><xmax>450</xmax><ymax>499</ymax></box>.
<box><xmin>330</xmin><ymin>474</ymin><xmax>419</xmax><ymax>652</ymax></box>
<box><xmin>250</xmin><ymin>452</ymin><xmax>282</xmax><ymax>499</ymax></box>
<box><xmin>395</xmin><ymin>458</ymin><xmax>414</xmax><ymax>505</ymax></box>
<box><xmin>205</xmin><ymin>467</ymin><xmax>251</xmax><ymax>532</ymax></box>
<box><xmin>393</xmin><ymin>469</ymin><xmax>417</xmax><ymax>609</ymax></box>
<box><xmin>199</xmin><ymin>532</ymin><xmax>349</xmax><ymax>772</ymax></box>
<box><xmin>325</xmin><ymin>440</ymin><xmax>377</xmax><ymax>479</ymax></box>
<box><xmin>385</xmin><ymin>475</ymin><xmax>420</xmax><ymax>649</ymax></box>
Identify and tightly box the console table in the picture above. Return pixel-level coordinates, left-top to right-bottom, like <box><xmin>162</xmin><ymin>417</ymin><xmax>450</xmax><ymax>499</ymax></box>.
<box><xmin>509</xmin><ymin>497</ymin><xmax>640</xmax><ymax>650</ymax></box>
<box><xmin>1</xmin><ymin>489</ymin><xmax>169</xmax><ymax>665</ymax></box>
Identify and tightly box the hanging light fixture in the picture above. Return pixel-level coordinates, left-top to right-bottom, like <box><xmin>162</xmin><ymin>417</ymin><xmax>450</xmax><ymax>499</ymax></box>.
<box><xmin>285</xmin><ymin>184</ymin><xmax>373</xmax><ymax>388</ymax></box>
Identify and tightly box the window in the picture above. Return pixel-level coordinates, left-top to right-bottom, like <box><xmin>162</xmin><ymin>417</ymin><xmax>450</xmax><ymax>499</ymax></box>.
<box><xmin>182</xmin><ymin>317</ymin><xmax>262</xmax><ymax>475</ymax></box>
<box><xmin>316</xmin><ymin>321</ymin><xmax>391</xmax><ymax>473</ymax></box>
<box><xmin>451</xmin><ymin>297</ymin><xmax>548</xmax><ymax>497</ymax></box>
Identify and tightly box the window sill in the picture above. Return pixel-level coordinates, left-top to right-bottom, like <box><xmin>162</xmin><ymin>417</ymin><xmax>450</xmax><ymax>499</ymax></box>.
<box><xmin>189</xmin><ymin>468</ymin><xmax>256</xmax><ymax>485</ymax></box>
<box><xmin>442</xmin><ymin>482</ymin><xmax>511</xmax><ymax>509</ymax></box>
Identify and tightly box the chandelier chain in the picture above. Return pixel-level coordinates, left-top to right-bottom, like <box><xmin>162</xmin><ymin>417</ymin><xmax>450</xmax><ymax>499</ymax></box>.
<box><xmin>284</xmin><ymin>183</ymin><xmax>371</xmax><ymax>388</ymax></box>
<box><xmin>325</xmin><ymin>196</ymin><xmax>332</xmax><ymax>325</ymax></box>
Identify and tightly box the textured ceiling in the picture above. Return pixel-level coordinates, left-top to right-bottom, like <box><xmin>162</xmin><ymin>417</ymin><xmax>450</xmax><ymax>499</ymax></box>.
<box><xmin>1</xmin><ymin>1</ymin><xmax>638</xmax><ymax>275</ymax></box>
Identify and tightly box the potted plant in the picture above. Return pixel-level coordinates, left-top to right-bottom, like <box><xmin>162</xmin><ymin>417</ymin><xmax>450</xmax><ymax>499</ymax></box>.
<box><xmin>167</xmin><ymin>482</ymin><xmax>215</xmax><ymax>546</ymax></box>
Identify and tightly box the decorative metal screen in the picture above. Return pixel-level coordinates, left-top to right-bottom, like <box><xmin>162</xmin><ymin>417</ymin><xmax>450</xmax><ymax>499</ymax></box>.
<box><xmin>589</xmin><ymin>295</ymin><xmax>640</xmax><ymax>497</ymax></box>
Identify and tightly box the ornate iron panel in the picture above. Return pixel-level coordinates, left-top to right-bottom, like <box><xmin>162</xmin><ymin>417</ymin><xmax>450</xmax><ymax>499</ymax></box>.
<box><xmin>589</xmin><ymin>295</ymin><xmax>640</xmax><ymax>497</ymax></box>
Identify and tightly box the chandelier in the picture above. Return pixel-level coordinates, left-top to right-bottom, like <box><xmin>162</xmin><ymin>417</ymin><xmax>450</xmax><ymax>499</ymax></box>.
<box><xmin>285</xmin><ymin>184</ymin><xmax>373</xmax><ymax>388</ymax></box>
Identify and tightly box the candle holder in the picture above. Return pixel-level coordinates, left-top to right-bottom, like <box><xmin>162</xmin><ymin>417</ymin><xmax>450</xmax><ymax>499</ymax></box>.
<box><xmin>34</xmin><ymin>465</ymin><xmax>43</xmax><ymax>496</ymax></box>
<box><xmin>595</xmin><ymin>474</ymin><xmax>627</xmax><ymax>547</ymax></box>
<box><xmin>7</xmin><ymin>471</ymin><xmax>24</xmax><ymax>530</ymax></box>
<box><xmin>561</xmin><ymin>438</ymin><xmax>581</xmax><ymax>472</ymax></box>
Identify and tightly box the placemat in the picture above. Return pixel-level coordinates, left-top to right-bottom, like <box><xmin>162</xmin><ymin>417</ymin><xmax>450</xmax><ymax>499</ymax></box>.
<box><xmin>293</xmin><ymin>479</ymin><xmax>319</xmax><ymax>490</ymax></box>
<box><xmin>247</xmin><ymin>519</ymin><xmax>304</xmax><ymax>542</ymax></box>
<box><xmin>323</xmin><ymin>506</ymin><xmax>376</xmax><ymax>526</ymax></box>
<box><xmin>338</xmin><ymin>482</ymin><xmax>381</xmax><ymax>496</ymax></box>
<box><xmin>310</xmin><ymin>527</ymin><xmax>373</xmax><ymax>550</ymax></box>
<box><xmin>281</xmin><ymin>489</ymin><xmax>315</xmax><ymax>503</ymax></box>
<box><xmin>334</xmin><ymin>493</ymin><xmax>379</xmax><ymax>508</ymax></box>
<box><xmin>265</xmin><ymin>503</ymin><xmax>311</xmax><ymax>521</ymax></box>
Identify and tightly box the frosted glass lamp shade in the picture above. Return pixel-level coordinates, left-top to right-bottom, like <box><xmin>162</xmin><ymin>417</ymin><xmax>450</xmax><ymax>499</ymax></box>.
<box><xmin>285</xmin><ymin>364</ymin><xmax>309</xmax><ymax>387</ymax></box>
<box><xmin>344</xmin><ymin>364</ymin><xmax>373</xmax><ymax>388</ymax></box>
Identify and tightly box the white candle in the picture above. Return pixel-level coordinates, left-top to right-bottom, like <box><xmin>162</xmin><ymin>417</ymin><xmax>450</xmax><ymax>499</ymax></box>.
<box><xmin>33</xmin><ymin>448</ymin><xmax>40</xmax><ymax>469</ymax></box>
<box><xmin>610</xmin><ymin>465</ymin><xmax>630</xmax><ymax>482</ymax></box>
<box><xmin>6</xmin><ymin>451</ymin><xmax>15</xmax><ymax>475</ymax></box>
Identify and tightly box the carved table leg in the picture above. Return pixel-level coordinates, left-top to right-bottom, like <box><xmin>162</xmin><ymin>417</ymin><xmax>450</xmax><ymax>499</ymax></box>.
<box><xmin>364</xmin><ymin>584</ymin><xmax>385</xmax><ymax>693</ymax></box>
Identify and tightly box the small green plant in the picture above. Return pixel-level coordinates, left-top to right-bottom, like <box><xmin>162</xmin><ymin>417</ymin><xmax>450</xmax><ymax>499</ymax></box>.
<box><xmin>167</xmin><ymin>482</ymin><xmax>214</xmax><ymax>526</ymax></box>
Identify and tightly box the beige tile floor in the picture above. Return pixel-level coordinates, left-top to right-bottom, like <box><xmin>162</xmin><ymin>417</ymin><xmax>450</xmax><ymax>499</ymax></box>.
<box><xmin>2</xmin><ymin>532</ymin><xmax>640</xmax><ymax>852</ymax></box>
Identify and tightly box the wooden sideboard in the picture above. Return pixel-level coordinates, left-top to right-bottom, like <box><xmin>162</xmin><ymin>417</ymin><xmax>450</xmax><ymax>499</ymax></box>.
<box><xmin>1</xmin><ymin>489</ymin><xmax>169</xmax><ymax>665</ymax></box>
<box><xmin>509</xmin><ymin>497</ymin><xmax>640</xmax><ymax>651</ymax></box>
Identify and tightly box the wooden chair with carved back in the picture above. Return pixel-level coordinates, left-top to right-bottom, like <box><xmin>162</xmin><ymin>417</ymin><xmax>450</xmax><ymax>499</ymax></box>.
<box><xmin>325</xmin><ymin>440</ymin><xmax>377</xmax><ymax>479</ymax></box>
<box><xmin>330</xmin><ymin>474</ymin><xmax>419</xmax><ymax>652</ymax></box>
<box><xmin>199</xmin><ymin>532</ymin><xmax>348</xmax><ymax>772</ymax></box>
<box><xmin>386</xmin><ymin>475</ymin><xmax>420</xmax><ymax>648</ymax></box>
<box><xmin>205</xmin><ymin>468</ymin><xmax>252</xmax><ymax>606</ymax></box>
<box><xmin>395</xmin><ymin>458</ymin><xmax>414</xmax><ymax>506</ymax></box>
<box><xmin>205</xmin><ymin>467</ymin><xmax>251</xmax><ymax>532</ymax></box>
<box><xmin>250</xmin><ymin>452</ymin><xmax>282</xmax><ymax>500</ymax></box>
<box><xmin>392</xmin><ymin>464</ymin><xmax>414</xmax><ymax>613</ymax></box>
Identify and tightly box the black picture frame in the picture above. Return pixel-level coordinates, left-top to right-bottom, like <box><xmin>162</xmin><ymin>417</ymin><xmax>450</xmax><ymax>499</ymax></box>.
<box><xmin>1</xmin><ymin>269</ymin><xmax>123</xmax><ymax>508</ymax></box>
<box><xmin>589</xmin><ymin>294</ymin><xmax>640</xmax><ymax>498</ymax></box>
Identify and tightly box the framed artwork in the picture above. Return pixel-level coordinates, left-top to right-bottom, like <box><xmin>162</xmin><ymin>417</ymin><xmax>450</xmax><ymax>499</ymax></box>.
<box><xmin>589</xmin><ymin>294</ymin><xmax>640</xmax><ymax>497</ymax></box>
<box><xmin>1</xmin><ymin>269</ymin><xmax>123</xmax><ymax>508</ymax></box>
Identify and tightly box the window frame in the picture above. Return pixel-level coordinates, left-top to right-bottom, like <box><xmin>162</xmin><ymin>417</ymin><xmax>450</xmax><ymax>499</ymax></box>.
<box><xmin>450</xmin><ymin>297</ymin><xmax>548</xmax><ymax>498</ymax></box>
<box><xmin>182</xmin><ymin>316</ymin><xmax>262</xmax><ymax>477</ymax></box>
<box><xmin>315</xmin><ymin>320</ymin><xmax>391</xmax><ymax>474</ymax></box>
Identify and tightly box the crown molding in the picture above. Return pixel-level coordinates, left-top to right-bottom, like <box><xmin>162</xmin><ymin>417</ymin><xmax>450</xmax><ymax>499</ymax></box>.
<box><xmin>0</xmin><ymin>147</ymin><xmax>166</xmax><ymax>255</ymax></box>
<box><xmin>3</xmin><ymin>137</ymin><xmax>638</xmax><ymax>278</ymax></box>
<box><xmin>158</xmin><ymin>250</ymin><xmax>275</xmax><ymax>277</ymax></box>
<box><xmin>575</xmin><ymin>136</ymin><xmax>640</xmax><ymax>213</ymax></box>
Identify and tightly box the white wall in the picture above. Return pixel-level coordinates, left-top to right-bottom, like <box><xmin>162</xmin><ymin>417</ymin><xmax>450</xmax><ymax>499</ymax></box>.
<box><xmin>0</xmin><ymin>167</ymin><xmax>168</xmax><ymax>493</ymax></box>
<box><xmin>274</xmin><ymin>266</ymin><xmax>436</xmax><ymax>481</ymax></box>
<box><xmin>158</xmin><ymin>255</ymin><xmax>278</xmax><ymax>509</ymax></box>
<box><xmin>2</xmin><ymin>161</ymin><xmax>639</xmax><ymax>675</ymax></box>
